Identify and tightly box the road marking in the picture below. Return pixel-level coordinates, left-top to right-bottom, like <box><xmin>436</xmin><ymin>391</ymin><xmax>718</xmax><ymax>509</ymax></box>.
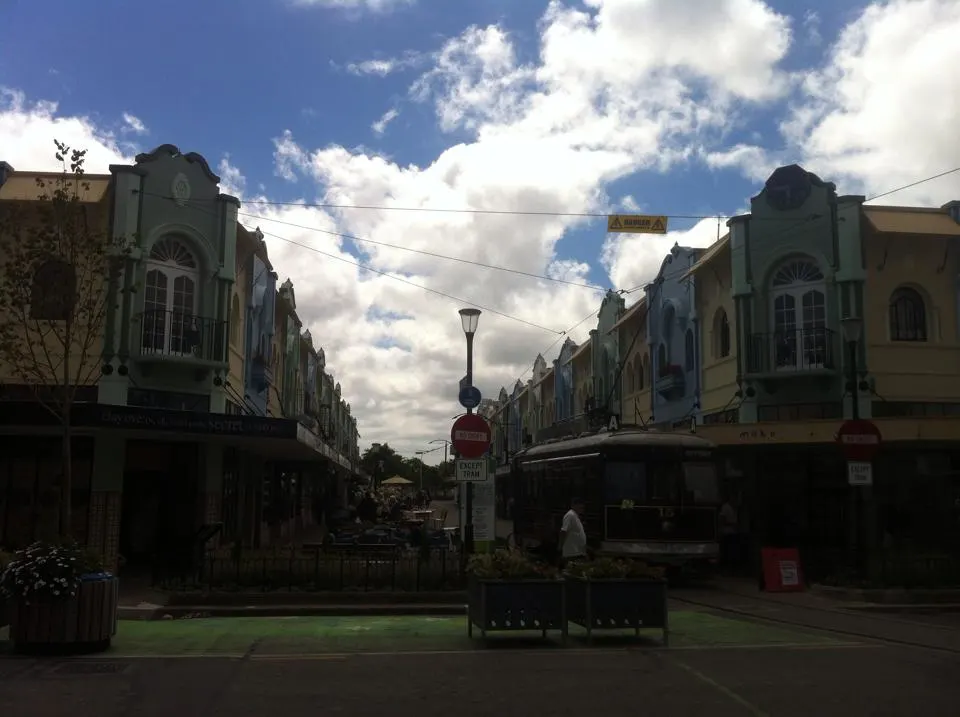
<box><xmin>673</xmin><ymin>658</ymin><xmax>770</xmax><ymax>717</ymax></box>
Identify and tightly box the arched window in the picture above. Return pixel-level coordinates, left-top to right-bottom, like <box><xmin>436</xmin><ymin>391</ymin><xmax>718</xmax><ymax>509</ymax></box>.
<box><xmin>684</xmin><ymin>330</ymin><xmax>695</xmax><ymax>371</ymax></box>
<box><xmin>637</xmin><ymin>354</ymin><xmax>645</xmax><ymax>391</ymax></box>
<box><xmin>30</xmin><ymin>258</ymin><xmax>76</xmax><ymax>321</ymax></box>
<box><xmin>625</xmin><ymin>358</ymin><xmax>635</xmax><ymax>394</ymax></box>
<box><xmin>142</xmin><ymin>237</ymin><xmax>200</xmax><ymax>355</ymax></box>
<box><xmin>714</xmin><ymin>308</ymin><xmax>731</xmax><ymax>358</ymax></box>
<box><xmin>889</xmin><ymin>287</ymin><xmax>927</xmax><ymax>342</ymax></box>
<box><xmin>641</xmin><ymin>354</ymin><xmax>649</xmax><ymax>389</ymax></box>
<box><xmin>230</xmin><ymin>293</ymin><xmax>242</xmax><ymax>347</ymax></box>
<box><xmin>770</xmin><ymin>257</ymin><xmax>827</xmax><ymax>370</ymax></box>
<box><xmin>657</xmin><ymin>343</ymin><xmax>668</xmax><ymax>376</ymax></box>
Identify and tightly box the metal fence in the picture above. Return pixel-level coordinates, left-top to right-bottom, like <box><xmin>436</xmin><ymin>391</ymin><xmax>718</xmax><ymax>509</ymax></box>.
<box><xmin>806</xmin><ymin>548</ymin><xmax>960</xmax><ymax>589</ymax></box>
<box><xmin>154</xmin><ymin>546</ymin><xmax>464</xmax><ymax>592</ymax></box>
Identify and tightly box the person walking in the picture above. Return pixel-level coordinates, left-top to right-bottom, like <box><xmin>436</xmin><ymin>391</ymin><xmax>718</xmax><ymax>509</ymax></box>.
<box><xmin>559</xmin><ymin>497</ymin><xmax>587</xmax><ymax>567</ymax></box>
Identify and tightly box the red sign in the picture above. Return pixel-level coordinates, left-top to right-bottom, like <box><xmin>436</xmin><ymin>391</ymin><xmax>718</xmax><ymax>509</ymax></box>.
<box><xmin>836</xmin><ymin>419</ymin><xmax>882</xmax><ymax>462</ymax></box>
<box><xmin>760</xmin><ymin>547</ymin><xmax>804</xmax><ymax>593</ymax></box>
<box><xmin>451</xmin><ymin>413</ymin><xmax>491</xmax><ymax>459</ymax></box>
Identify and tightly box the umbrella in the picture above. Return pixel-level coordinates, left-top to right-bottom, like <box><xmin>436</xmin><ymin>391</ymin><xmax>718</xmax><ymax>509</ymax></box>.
<box><xmin>381</xmin><ymin>476</ymin><xmax>414</xmax><ymax>486</ymax></box>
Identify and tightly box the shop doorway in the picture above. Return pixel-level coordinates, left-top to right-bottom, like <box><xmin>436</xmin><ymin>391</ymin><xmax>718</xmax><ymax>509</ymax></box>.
<box><xmin>119</xmin><ymin>441</ymin><xmax>199</xmax><ymax>574</ymax></box>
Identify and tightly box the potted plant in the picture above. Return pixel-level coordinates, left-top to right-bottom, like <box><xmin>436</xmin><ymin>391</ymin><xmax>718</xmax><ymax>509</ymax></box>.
<box><xmin>0</xmin><ymin>549</ymin><xmax>11</xmax><ymax>630</ymax></box>
<box><xmin>0</xmin><ymin>541</ymin><xmax>118</xmax><ymax>655</ymax></box>
<box><xmin>466</xmin><ymin>549</ymin><xmax>566</xmax><ymax>640</ymax></box>
<box><xmin>563</xmin><ymin>557</ymin><xmax>669</xmax><ymax>644</ymax></box>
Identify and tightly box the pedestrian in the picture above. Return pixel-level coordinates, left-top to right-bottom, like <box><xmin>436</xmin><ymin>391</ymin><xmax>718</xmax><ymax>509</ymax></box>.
<box><xmin>559</xmin><ymin>497</ymin><xmax>587</xmax><ymax>568</ymax></box>
<box><xmin>719</xmin><ymin>495</ymin><xmax>739</xmax><ymax>571</ymax></box>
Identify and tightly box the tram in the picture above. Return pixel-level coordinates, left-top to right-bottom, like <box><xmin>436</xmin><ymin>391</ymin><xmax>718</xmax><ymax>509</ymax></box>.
<box><xmin>509</xmin><ymin>426</ymin><xmax>721</xmax><ymax>573</ymax></box>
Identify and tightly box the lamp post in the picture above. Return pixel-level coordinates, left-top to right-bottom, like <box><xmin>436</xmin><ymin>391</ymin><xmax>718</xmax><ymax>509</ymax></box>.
<box><xmin>415</xmin><ymin>450</ymin><xmax>426</xmax><ymax>492</ymax></box>
<box><xmin>841</xmin><ymin>315</ymin><xmax>864</xmax><ymax>574</ymax></box>
<box><xmin>459</xmin><ymin>308</ymin><xmax>481</xmax><ymax>557</ymax></box>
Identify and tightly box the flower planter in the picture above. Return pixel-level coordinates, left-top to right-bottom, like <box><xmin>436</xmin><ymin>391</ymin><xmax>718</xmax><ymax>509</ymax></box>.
<box><xmin>9</xmin><ymin>573</ymin><xmax>118</xmax><ymax>655</ymax></box>
<box><xmin>564</xmin><ymin>576</ymin><xmax>669</xmax><ymax>645</ymax></box>
<box><xmin>467</xmin><ymin>576</ymin><xmax>566</xmax><ymax>641</ymax></box>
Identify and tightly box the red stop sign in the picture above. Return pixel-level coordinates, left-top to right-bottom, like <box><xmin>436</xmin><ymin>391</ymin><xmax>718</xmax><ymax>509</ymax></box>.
<box><xmin>451</xmin><ymin>413</ymin><xmax>491</xmax><ymax>459</ymax></box>
<box><xmin>836</xmin><ymin>419</ymin><xmax>882</xmax><ymax>462</ymax></box>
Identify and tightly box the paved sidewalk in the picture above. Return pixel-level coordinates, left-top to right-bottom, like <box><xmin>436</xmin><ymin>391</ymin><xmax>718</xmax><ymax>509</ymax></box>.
<box><xmin>675</xmin><ymin>580</ymin><xmax>960</xmax><ymax>653</ymax></box>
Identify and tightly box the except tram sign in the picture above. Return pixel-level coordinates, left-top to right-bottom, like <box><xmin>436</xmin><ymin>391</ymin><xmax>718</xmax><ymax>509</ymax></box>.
<box><xmin>451</xmin><ymin>413</ymin><xmax>491</xmax><ymax>459</ymax></box>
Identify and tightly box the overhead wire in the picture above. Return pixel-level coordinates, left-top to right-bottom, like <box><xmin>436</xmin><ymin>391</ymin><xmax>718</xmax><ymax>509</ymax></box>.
<box><xmin>161</xmin><ymin>192</ymin><xmax>565</xmax><ymax>334</ymax></box>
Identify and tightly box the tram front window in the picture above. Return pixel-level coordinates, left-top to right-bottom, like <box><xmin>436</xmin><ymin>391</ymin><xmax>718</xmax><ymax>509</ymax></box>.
<box><xmin>604</xmin><ymin>461</ymin><xmax>647</xmax><ymax>502</ymax></box>
<box><xmin>683</xmin><ymin>462</ymin><xmax>720</xmax><ymax>504</ymax></box>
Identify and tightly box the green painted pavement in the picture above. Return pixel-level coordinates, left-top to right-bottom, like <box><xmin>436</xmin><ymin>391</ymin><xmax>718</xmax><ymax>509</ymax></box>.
<box><xmin>44</xmin><ymin>611</ymin><xmax>842</xmax><ymax>657</ymax></box>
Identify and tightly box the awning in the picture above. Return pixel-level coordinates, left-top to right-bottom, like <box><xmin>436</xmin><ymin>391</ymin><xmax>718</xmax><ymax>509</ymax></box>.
<box><xmin>864</xmin><ymin>207</ymin><xmax>960</xmax><ymax>236</ymax></box>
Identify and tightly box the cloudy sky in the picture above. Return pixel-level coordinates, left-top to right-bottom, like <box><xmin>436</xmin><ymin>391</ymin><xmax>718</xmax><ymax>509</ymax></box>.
<box><xmin>1</xmin><ymin>0</ymin><xmax>958</xmax><ymax>460</ymax></box>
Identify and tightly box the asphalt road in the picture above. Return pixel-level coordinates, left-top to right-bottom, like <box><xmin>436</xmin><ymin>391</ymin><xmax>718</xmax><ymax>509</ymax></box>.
<box><xmin>3</xmin><ymin>640</ymin><xmax>959</xmax><ymax>717</ymax></box>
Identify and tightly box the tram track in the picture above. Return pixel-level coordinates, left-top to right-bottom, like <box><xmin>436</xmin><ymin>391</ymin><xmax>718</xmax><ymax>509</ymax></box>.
<box><xmin>670</xmin><ymin>590</ymin><xmax>960</xmax><ymax>655</ymax></box>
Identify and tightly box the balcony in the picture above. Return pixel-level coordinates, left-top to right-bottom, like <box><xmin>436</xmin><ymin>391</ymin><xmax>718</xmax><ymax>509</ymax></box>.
<box><xmin>137</xmin><ymin>309</ymin><xmax>228</xmax><ymax>365</ymax></box>
<box><xmin>249</xmin><ymin>353</ymin><xmax>273</xmax><ymax>392</ymax></box>
<box><xmin>655</xmin><ymin>364</ymin><xmax>685</xmax><ymax>398</ymax></box>
<box><xmin>745</xmin><ymin>327</ymin><xmax>838</xmax><ymax>376</ymax></box>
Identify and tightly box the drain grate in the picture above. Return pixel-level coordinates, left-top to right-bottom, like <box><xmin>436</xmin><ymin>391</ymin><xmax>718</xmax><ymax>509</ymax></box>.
<box><xmin>49</xmin><ymin>661</ymin><xmax>130</xmax><ymax>676</ymax></box>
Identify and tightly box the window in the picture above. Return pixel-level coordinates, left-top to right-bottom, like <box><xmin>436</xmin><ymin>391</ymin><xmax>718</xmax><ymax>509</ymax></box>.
<box><xmin>889</xmin><ymin>287</ymin><xmax>927</xmax><ymax>342</ymax></box>
<box><xmin>641</xmin><ymin>354</ymin><xmax>649</xmax><ymax>389</ymax></box>
<box><xmin>770</xmin><ymin>257</ymin><xmax>827</xmax><ymax>370</ymax></box>
<box><xmin>714</xmin><ymin>309</ymin><xmax>730</xmax><ymax>358</ymax></box>
<box><xmin>684</xmin><ymin>329</ymin><xmax>695</xmax><ymax>371</ymax></box>
<box><xmin>30</xmin><ymin>258</ymin><xmax>76</xmax><ymax>320</ymax></box>
<box><xmin>625</xmin><ymin>359</ymin><xmax>635</xmax><ymax>394</ymax></box>
<box><xmin>657</xmin><ymin>344</ymin><xmax>667</xmax><ymax>374</ymax></box>
<box><xmin>141</xmin><ymin>237</ymin><xmax>200</xmax><ymax>355</ymax></box>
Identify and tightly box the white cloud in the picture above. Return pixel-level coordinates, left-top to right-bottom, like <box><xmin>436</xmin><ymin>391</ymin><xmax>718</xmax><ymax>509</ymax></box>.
<box><xmin>716</xmin><ymin>0</ymin><xmax>960</xmax><ymax>206</ymax></box>
<box><xmin>371</xmin><ymin>108</ymin><xmax>399</xmax><ymax>135</ymax></box>
<box><xmin>294</xmin><ymin>0</ymin><xmax>413</xmax><ymax>12</ymax></box>
<box><xmin>121</xmin><ymin>112</ymin><xmax>148</xmax><ymax>135</ymax></box>
<box><xmin>12</xmin><ymin>1</ymin><xmax>955</xmax><ymax>459</ymax></box>
<box><xmin>346</xmin><ymin>59</ymin><xmax>398</xmax><ymax>77</ymax></box>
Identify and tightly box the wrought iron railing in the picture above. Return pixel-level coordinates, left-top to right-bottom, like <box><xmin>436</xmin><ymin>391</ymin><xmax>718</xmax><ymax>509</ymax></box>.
<box><xmin>153</xmin><ymin>546</ymin><xmax>464</xmax><ymax>592</ymax></box>
<box><xmin>745</xmin><ymin>326</ymin><xmax>837</xmax><ymax>374</ymax></box>
<box><xmin>139</xmin><ymin>309</ymin><xmax>228</xmax><ymax>363</ymax></box>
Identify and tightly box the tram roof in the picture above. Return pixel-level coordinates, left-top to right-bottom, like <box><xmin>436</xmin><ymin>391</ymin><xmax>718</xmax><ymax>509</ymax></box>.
<box><xmin>515</xmin><ymin>428</ymin><xmax>714</xmax><ymax>460</ymax></box>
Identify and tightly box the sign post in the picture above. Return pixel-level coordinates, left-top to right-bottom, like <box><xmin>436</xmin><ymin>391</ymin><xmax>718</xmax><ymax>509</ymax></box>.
<box><xmin>452</xmin><ymin>413</ymin><xmax>492</xmax><ymax>556</ymax></box>
<box><xmin>836</xmin><ymin>419</ymin><xmax>882</xmax><ymax>576</ymax></box>
<box><xmin>837</xmin><ymin>419</ymin><xmax>882</xmax><ymax>486</ymax></box>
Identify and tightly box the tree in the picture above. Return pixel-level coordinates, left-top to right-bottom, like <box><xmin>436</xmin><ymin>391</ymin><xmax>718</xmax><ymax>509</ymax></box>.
<box><xmin>0</xmin><ymin>141</ymin><xmax>129</xmax><ymax>539</ymax></box>
<box><xmin>360</xmin><ymin>442</ymin><xmax>406</xmax><ymax>482</ymax></box>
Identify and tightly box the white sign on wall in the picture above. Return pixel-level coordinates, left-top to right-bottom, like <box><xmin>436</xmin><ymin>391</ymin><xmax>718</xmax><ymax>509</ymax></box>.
<box><xmin>455</xmin><ymin>458</ymin><xmax>489</xmax><ymax>482</ymax></box>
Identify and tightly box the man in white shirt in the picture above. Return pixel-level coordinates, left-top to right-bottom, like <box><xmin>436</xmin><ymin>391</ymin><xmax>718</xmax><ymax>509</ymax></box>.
<box><xmin>559</xmin><ymin>497</ymin><xmax>587</xmax><ymax>566</ymax></box>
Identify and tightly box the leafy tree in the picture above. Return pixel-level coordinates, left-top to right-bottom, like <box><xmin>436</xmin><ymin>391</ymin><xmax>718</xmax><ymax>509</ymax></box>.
<box><xmin>0</xmin><ymin>140</ymin><xmax>130</xmax><ymax>539</ymax></box>
<box><xmin>360</xmin><ymin>442</ymin><xmax>405</xmax><ymax>482</ymax></box>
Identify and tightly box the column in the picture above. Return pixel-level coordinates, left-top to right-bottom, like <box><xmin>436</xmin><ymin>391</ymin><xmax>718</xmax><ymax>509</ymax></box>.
<box><xmin>197</xmin><ymin>442</ymin><xmax>223</xmax><ymax>550</ymax></box>
<box><xmin>87</xmin><ymin>435</ymin><xmax>126</xmax><ymax>572</ymax></box>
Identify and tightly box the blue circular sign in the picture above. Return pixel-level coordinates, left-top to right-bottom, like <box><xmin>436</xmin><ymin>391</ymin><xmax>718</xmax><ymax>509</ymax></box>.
<box><xmin>458</xmin><ymin>385</ymin><xmax>482</xmax><ymax>409</ymax></box>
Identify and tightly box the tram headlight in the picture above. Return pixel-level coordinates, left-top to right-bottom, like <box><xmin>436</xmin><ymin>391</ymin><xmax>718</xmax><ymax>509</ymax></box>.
<box><xmin>661</xmin><ymin>520</ymin><xmax>675</xmax><ymax>534</ymax></box>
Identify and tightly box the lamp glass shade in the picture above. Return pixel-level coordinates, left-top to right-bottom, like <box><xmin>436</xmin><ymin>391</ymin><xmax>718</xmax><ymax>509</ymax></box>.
<box><xmin>840</xmin><ymin>316</ymin><xmax>863</xmax><ymax>343</ymax></box>
<box><xmin>459</xmin><ymin>308</ymin><xmax>481</xmax><ymax>335</ymax></box>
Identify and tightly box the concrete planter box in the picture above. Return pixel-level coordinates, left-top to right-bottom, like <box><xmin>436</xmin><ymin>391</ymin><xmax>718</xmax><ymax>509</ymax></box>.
<box><xmin>9</xmin><ymin>574</ymin><xmax>118</xmax><ymax>655</ymax></box>
<box><xmin>564</xmin><ymin>577</ymin><xmax>669</xmax><ymax>644</ymax></box>
<box><xmin>467</xmin><ymin>576</ymin><xmax>566</xmax><ymax>640</ymax></box>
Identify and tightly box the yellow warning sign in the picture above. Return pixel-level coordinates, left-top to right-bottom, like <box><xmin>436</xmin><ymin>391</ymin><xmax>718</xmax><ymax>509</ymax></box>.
<box><xmin>607</xmin><ymin>214</ymin><xmax>668</xmax><ymax>234</ymax></box>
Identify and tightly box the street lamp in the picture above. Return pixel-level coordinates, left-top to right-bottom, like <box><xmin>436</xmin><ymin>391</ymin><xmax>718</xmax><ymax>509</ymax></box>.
<box><xmin>840</xmin><ymin>314</ymin><xmax>864</xmax><ymax>576</ymax></box>
<box><xmin>415</xmin><ymin>450</ymin><xmax>426</xmax><ymax>491</ymax></box>
<box><xmin>840</xmin><ymin>316</ymin><xmax>863</xmax><ymax>420</ymax></box>
<box><xmin>458</xmin><ymin>308</ymin><xmax>481</xmax><ymax>558</ymax></box>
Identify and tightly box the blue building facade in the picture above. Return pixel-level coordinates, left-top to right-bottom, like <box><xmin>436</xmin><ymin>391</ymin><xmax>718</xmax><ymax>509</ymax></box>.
<box><xmin>243</xmin><ymin>247</ymin><xmax>278</xmax><ymax>416</ymax></box>
<box><xmin>645</xmin><ymin>244</ymin><xmax>704</xmax><ymax>429</ymax></box>
<box><xmin>553</xmin><ymin>338</ymin><xmax>577</xmax><ymax>423</ymax></box>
